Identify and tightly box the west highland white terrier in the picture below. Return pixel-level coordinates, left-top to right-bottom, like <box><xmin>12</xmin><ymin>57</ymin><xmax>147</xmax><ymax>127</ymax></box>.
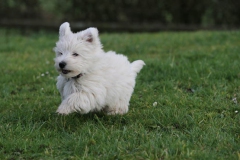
<box><xmin>54</xmin><ymin>22</ymin><xmax>145</xmax><ymax>115</ymax></box>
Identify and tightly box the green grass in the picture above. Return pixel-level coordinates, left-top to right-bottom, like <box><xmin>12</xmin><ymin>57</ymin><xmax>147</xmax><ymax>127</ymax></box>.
<box><xmin>0</xmin><ymin>29</ymin><xmax>240</xmax><ymax>159</ymax></box>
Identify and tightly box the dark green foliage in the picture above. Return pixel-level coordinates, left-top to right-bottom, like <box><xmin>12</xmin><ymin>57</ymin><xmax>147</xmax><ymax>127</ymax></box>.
<box><xmin>1</xmin><ymin>0</ymin><xmax>240</xmax><ymax>26</ymax></box>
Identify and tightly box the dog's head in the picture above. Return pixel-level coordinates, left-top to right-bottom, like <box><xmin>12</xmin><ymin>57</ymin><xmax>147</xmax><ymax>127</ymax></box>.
<box><xmin>54</xmin><ymin>22</ymin><xmax>102</xmax><ymax>78</ymax></box>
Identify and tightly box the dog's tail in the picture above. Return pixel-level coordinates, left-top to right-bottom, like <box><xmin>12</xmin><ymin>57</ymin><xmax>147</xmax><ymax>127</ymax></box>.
<box><xmin>131</xmin><ymin>60</ymin><xmax>145</xmax><ymax>74</ymax></box>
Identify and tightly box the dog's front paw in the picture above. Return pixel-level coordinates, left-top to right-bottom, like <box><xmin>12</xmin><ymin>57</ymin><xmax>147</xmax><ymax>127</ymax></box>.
<box><xmin>56</xmin><ymin>103</ymin><xmax>72</xmax><ymax>115</ymax></box>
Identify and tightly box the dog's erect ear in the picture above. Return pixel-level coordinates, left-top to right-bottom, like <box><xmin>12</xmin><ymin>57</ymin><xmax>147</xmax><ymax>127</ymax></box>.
<box><xmin>77</xmin><ymin>27</ymin><xmax>99</xmax><ymax>43</ymax></box>
<box><xmin>59</xmin><ymin>22</ymin><xmax>71</xmax><ymax>37</ymax></box>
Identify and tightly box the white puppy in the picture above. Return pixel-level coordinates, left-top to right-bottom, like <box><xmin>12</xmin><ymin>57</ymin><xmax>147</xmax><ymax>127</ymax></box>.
<box><xmin>54</xmin><ymin>22</ymin><xmax>145</xmax><ymax>115</ymax></box>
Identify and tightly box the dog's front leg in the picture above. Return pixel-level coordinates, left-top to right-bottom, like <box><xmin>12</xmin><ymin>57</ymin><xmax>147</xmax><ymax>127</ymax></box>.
<box><xmin>56</xmin><ymin>92</ymin><xmax>93</xmax><ymax>115</ymax></box>
<box><xmin>56</xmin><ymin>75</ymin><xmax>68</xmax><ymax>100</ymax></box>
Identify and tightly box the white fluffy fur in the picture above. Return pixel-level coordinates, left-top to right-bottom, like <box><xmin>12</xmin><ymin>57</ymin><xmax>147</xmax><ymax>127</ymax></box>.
<box><xmin>54</xmin><ymin>22</ymin><xmax>145</xmax><ymax>115</ymax></box>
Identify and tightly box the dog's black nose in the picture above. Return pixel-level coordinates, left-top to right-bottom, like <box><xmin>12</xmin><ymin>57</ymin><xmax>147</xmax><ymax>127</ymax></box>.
<box><xmin>59</xmin><ymin>61</ymin><xmax>66</xmax><ymax>68</ymax></box>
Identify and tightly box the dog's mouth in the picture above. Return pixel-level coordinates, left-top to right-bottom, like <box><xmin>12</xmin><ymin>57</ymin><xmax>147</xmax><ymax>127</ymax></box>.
<box><xmin>61</xmin><ymin>69</ymin><xmax>71</xmax><ymax>74</ymax></box>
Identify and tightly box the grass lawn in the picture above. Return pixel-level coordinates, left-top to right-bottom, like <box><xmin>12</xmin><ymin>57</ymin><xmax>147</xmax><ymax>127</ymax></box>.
<box><xmin>0</xmin><ymin>29</ymin><xmax>239</xmax><ymax>159</ymax></box>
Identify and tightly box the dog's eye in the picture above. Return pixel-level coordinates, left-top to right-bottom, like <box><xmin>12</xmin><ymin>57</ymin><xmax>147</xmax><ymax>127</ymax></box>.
<box><xmin>58</xmin><ymin>52</ymin><xmax>63</xmax><ymax>56</ymax></box>
<box><xmin>73</xmin><ymin>53</ymin><xmax>79</xmax><ymax>56</ymax></box>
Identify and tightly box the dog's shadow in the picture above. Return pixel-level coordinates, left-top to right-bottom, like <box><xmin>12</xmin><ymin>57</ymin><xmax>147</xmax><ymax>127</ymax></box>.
<box><xmin>48</xmin><ymin>111</ymin><xmax>128</xmax><ymax>132</ymax></box>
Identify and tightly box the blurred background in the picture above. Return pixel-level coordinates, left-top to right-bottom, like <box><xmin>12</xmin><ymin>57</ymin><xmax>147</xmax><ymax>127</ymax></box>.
<box><xmin>0</xmin><ymin>0</ymin><xmax>240</xmax><ymax>32</ymax></box>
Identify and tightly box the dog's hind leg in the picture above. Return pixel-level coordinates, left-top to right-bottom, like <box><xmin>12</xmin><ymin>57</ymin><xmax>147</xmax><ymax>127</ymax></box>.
<box><xmin>104</xmin><ymin>99</ymin><xmax>129</xmax><ymax>115</ymax></box>
<box><xmin>105</xmin><ymin>106</ymin><xmax>129</xmax><ymax>115</ymax></box>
